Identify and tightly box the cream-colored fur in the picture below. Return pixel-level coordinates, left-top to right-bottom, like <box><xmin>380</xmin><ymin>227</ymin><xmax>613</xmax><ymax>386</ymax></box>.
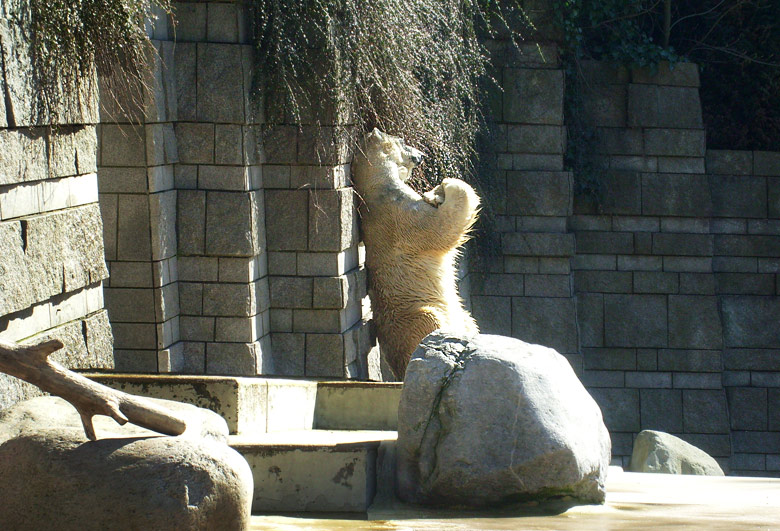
<box><xmin>352</xmin><ymin>128</ymin><xmax>480</xmax><ymax>380</ymax></box>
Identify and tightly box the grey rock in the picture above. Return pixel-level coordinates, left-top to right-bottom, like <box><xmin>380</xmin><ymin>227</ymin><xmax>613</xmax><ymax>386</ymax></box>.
<box><xmin>629</xmin><ymin>430</ymin><xmax>724</xmax><ymax>476</ymax></box>
<box><xmin>0</xmin><ymin>396</ymin><xmax>253</xmax><ymax>530</ymax></box>
<box><xmin>397</xmin><ymin>331</ymin><xmax>611</xmax><ymax>507</ymax></box>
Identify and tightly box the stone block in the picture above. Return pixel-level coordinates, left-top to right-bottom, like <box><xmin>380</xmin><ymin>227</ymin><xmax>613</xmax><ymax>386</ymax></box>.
<box><xmin>297</xmin><ymin>126</ymin><xmax>350</xmax><ymax>165</ymax></box>
<box><xmin>633</xmin><ymin>271</ymin><xmax>678</xmax><ymax>293</ymax></box>
<box><xmin>205</xmin><ymin>191</ymin><xmax>258</xmax><ymax>256</ymax></box>
<box><xmin>582</xmin><ymin>85</ymin><xmax>626</xmax><ymax>127</ymax></box>
<box><xmin>576</xmin><ymin>231</ymin><xmax>633</xmax><ymax>255</ymax></box>
<box><xmin>683</xmin><ymin>390</ymin><xmax>730</xmax><ymax>434</ymax></box>
<box><xmin>305</xmin><ymin>334</ymin><xmax>344</xmax><ymax>377</ymax></box>
<box><xmin>581</xmin><ymin>370</ymin><xmax>624</xmax><ymax>388</ymax></box>
<box><xmin>265</xmin><ymin>190</ymin><xmax>308</xmax><ymax>251</ymax></box>
<box><xmin>218</xmin><ymin>256</ymin><xmax>262</xmax><ymax>283</ymax></box>
<box><xmin>180</xmin><ymin>316</ymin><xmax>215</xmax><ymax>342</ymax></box>
<box><xmin>312</xmin><ymin>277</ymin><xmax>346</xmax><ymax>309</ymax></box>
<box><xmin>262</xmin><ymin>125</ymin><xmax>297</xmax><ymax>164</ymax></box>
<box><xmin>298</xmin><ymin>248</ymin><xmax>358</xmax><ymax>277</ymax></box>
<box><xmin>114</xmin><ymin>195</ymin><xmax>151</xmax><ymax>261</ymax></box>
<box><xmin>710</xmin><ymin>175</ymin><xmax>766</xmax><ymax>218</ymax></box>
<box><xmin>770</xmin><ymin>389</ymin><xmax>780</xmax><ymax>431</ymax></box>
<box><xmin>652</xmin><ymin>233</ymin><xmax>712</xmax><ymax>257</ymax></box>
<box><xmin>706</xmin><ymin>150</ymin><xmax>753</xmax><ymax>175</ymax></box>
<box><xmin>538</xmin><ymin>257</ymin><xmax>571</xmax><ymax>274</ymax></box>
<box><xmin>101</xmin><ymin>124</ymin><xmax>145</xmax><ymax>167</ymax></box>
<box><xmin>658</xmin><ymin>350</ymin><xmax>721</xmax><ymax>372</ymax></box>
<box><xmin>754</xmin><ymin>151</ymin><xmax>780</xmax><ymax>176</ymax></box>
<box><xmin>292</xmin><ymin>309</ymin><xmax>343</xmax><ymax>333</ymax></box>
<box><xmin>214</xmin><ymin>124</ymin><xmax>244</xmax><ymax>165</ymax></box>
<box><xmin>637</xmin><ymin>349</ymin><xmax>658</xmax><ymax>370</ymax></box>
<box><xmin>644</xmin><ymin>129</ymin><xmax>705</xmax><ymax>158</ymax></box>
<box><xmin>629</xmin><ymin>86</ymin><xmax>702</xmax><ymax>128</ymax></box>
<box><xmin>732</xmin><ymin>432</ymin><xmax>780</xmax><ymax>454</ymax></box>
<box><xmin>511</xmin><ymin>297</ymin><xmax>578</xmax><ymax>353</ymax></box>
<box><xmin>206</xmin><ymin>342</ymin><xmax>260</xmax><ymax>375</ymax></box>
<box><xmin>308</xmin><ymin>189</ymin><xmax>358</xmax><ymax>252</ymax></box>
<box><xmin>506</xmin><ymin>125</ymin><xmax>565</xmax><ymax>154</ymax></box>
<box><xmin>471</xmin><ymin>296</ymin><xmax>511</xmax><ymax>336</ymax></box>
<box><xmin>0</xmin><ymin>129</ymin><xmax>48</xmax><ymax>185</ymax></box>
<box><xmin>715</xmin><ymin>273</ymin><xmax>775</xmax><ymax>295</ymax></box>
<box><xmin>270</xmin><ymin>333</ymin><xmax>306</xmax><ymax>376</ymax></box>
<box><xmin>618</xmin><ymin>255</ymin><xmax>662</xmax><ymax>271</ymax></box>
<box><xmin>714</xmin><ymin>235</ymin><xmax>780</xmax><ymax>257</ymax></box>
<box><xmin>267</xmin><ymin>252</ymin><xmax>297</xmax><ymax>276</ymax></box>
<box><xmin>574</xmin><ymin>271</ymin><xmax>632</xmax><ymax>293</ymax></box>
<box><xmin>269</xmin><ymin>276</ymin><xmax>312</xmax><ymax>309</ymax></box>
<box><xmin>657</xmin><ymin>157</ymin><xmax>705</xmax><ymax>174</ymax></box>
<box><xmin>576</xmin><ymin>293</ymin><xmax>603</xmax><ymax>347</ymax></box>
<box><xmin>583</xmin><ymin>348</ymin><xmax>635</xmax><ymax>371</ymax></box>
<box><xmin>604</xmin><ymin>294</ymin><xmax>667</xmax><ymax>348</ymax></box>
<box><xmin>197</xmin><ymin>43</ymin><xmax>245</xmax><ymax>123</ymax></box>
<box><xmin>511</xmin><ymin>154</ymin><xmax>564</xmax><ymax>171</ymax></box>
<box><xmin>503</xmin><ymin>68</ymin><xmax>564</xmax><ymax>125</ymax></box>
<box><xmin>678</xmin><ymin>273</ymin><xmax>715</xmax><ymax>294</ymax></box>
<box><xmin>176</xmin><ymin>190</ymin><xmax>206</xmax><ymax>255</ymax></box>
<box><xmin>505</xmin><ymin>171</ymin><xmax>571</xmax><ymax>216</ymax></box>
<box><xmin>215</xmin><ymin>315</ymin><xmax>263</xmax><ymax>343</ymax></box>
<box><xmin>609</xmin><ymin>155</ymin><xmax>658</xmax><ymax>173</ymax></box>
<box><xmin>722</xmin><ymin>296</ymin><xmax>780</xmax><ymax>348</ymax></box>
<box><xmin>589</xmin><ymin>388</ymin><xmax>640</xmax><ymax>432</ymax></box>
<box><xmin>663</xmin><ymin>257</ymin><xmax>712</xmax><ymax>273</ymax></box>
<box><xmin>642</xmin><ymin>173</ymin><xmax>712</xmax><ymax>217</ymax></box>
<box><xmin>470</xmin><ymin>274</ymin><xmax>524</xmax><ymax>296</ymax></box>
<box><xmin>672</xmin><ymin>373</ymin><xmax>721</xmax><ymax>389</ymax></box>
<box><xmin>112</xmin><ymin>322</ymin><xmax>158</xmax><ymax>350</ymax></box>
<box><xmin>148</xmin><ymin>190</ymin><xmax>176</xmax><ymax>261</ymax></box>
<box><xmin>114</xmin><ymin>350</ymin><xmax>159</xmax><ymax>372</ymax></box>
<box><xmin>207</xmin><ymin>2</ymin><xmax>239</xmax><ymax>42</ymax></box>
<box><xmin>517</xmin><ymin>216</ymin><xmax>567</xmax><ymax>232</ymax></box>
<box><xmin>631</xmin><ymin>62</ymin><xmax>700</xmax><ymax>87</ymax></box>
<box><xmin>625</xmin><ymin>371</ymin><xmax>672</xmax><ymax>388</ymax></box>
<box><xmin>525</xmin><ymin>274</ymin><xmax>571</xmax><ymax>297</ymax></box>
<box><xmin>713</xmin><ymin>257</ymin><xmax>757</xmax><ymax>273</ymax></box>
<box><xmin>580</xmin><ymin>60</ymin><xmax>630</xmax><ymax>85</ymax></box>
<box><xmin>202</xmin><ymin>282</ymin><xmax>255</xmax><ymax>317</ymax></box>
<box><xmin>503</xmin><ymin>233</ymin><xmax>575</xmax><ymax>258</ymax></box>
<box><xmin>595</xmin><ymin>128</ymin><xmax>642</xmax><ymax>156</ymax></box>
<box><xmin>175</xmin><ymin>123</ymin><xmax>215</xmax><ymax>164</ymax></box>
<box><xmin>640</xmin><ymin>389</ymin><xmax>683</xmax><ymax>432</ymax></box>
<box><xmin>179</xmin><ymin>282</ymin><xmax>203</xmax><ymax>315</ymax></box>
<box><xmin>711</xmin><ymin>219</ymin><xmax>747</xmax><ymax>234</ymax></box>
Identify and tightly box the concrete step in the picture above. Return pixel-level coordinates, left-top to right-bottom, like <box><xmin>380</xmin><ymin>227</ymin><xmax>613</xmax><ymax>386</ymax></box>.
<box><xmin>83</xmin><ymin>374</ymin><xmax>402</xmax><ymax>434</ymax></box>
<box><xmin>230</xmin><ymin>429</ymin><xmax>397</xmax><ymax>514</ymax></box>
<box><xmin>84</xmin><ymin>374</ymin><xmax>317</xmax><ymax>435</ymax></box>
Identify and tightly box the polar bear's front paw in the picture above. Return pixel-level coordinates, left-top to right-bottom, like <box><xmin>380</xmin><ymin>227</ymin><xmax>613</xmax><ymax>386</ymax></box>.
<box><xmin>422</xmin><ymin>185</ymin><xmax>445</xmax><ymax>208</ymax></box>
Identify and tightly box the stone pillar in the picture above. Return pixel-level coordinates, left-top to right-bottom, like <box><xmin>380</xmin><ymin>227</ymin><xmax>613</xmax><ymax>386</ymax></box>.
<box><xmin>263</xmin><ymin>122</ymin><xmax>378</xmax><ymax>379</ymax></box>
<box><xmin>0</xmin><ymin>5</ymin><xmax>113</xmax><ymax>409</ymax></box>
<box><xmin>171</xmin><ymin>1</ymin><xmax>271</xmax><ymax>376</ymax></box>
<box><xmin>98</xmin><ymin>12</ymin><xmax>182</xmax><ymax>373</ymax></box>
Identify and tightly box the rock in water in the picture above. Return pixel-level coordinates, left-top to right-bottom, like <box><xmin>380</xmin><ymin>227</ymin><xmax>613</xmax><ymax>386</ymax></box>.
<box><xmin>396</xmin><ymin>331</ymin><xmax>611</xmax><ymax>506</ymax></box>
<box><xmin>629</xmin><ymin>430</ymin><xmax>724</xmax><ymax>476</ymax></box>
<box><xmin>0</xmin><ymin>396</ymin><xmax>253</xmax><ymax>530</ymax></box>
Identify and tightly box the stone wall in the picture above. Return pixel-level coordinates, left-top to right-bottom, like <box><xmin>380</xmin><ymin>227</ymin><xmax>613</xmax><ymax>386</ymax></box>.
<box><xmin>472</xmin><ymin>48</ymin><xmax>780</xmax><ymax>476</ymax></box>
<box><xmin>96</xmin><ymin>1</ymin><xmax>375</xmax><ymax>378</ymax></box>
<box><xmin>0</xmin><ymin>6</ymin><xmax>113</xmax><ymax>408</ymax></box>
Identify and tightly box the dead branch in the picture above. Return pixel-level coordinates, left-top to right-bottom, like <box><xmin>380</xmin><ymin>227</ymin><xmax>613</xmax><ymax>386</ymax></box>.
<box><xmin>0</xmin><ymin>338</ymin><xmax>187</xmax><ymax>441</ymax></box>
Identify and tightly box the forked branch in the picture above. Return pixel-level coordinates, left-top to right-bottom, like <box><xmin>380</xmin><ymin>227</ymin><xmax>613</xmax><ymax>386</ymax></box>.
<box><xmin>0</xmin><ymin>338</ymin><xmax>187</xmax><ymax>440</ymax></box>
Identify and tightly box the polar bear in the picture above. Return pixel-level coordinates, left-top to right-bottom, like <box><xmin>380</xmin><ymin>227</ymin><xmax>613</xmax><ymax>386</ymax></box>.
<box><xmin>352</xmin><ymin>128</ymin><xmax>480</xmax><ymax>380</ymax></box>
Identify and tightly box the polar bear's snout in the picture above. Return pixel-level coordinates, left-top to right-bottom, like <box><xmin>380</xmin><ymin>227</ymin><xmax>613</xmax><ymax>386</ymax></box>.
<box><xmin>408</xmin><ymin>147</ymin><xmax>425</xmax><ymax>166</ymax></box>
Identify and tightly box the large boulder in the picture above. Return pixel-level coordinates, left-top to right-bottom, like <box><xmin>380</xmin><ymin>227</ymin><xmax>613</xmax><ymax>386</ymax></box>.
<box><xmin>629</xmin><ymin>430</ymin><xmax>724</xmax><ymax>476</ymax></box>
<box><xmin>0</xmin><ymin>396</ymin><xmax>253</xmax><ymax>530</ymax></box>
<box><xmin>397</xmin><ymin>331</ymin><xmax>611</xmax><ymax>507</ymax></box>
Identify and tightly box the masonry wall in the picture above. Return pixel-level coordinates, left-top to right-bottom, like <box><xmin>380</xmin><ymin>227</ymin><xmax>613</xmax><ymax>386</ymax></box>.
<box><xmin>471</xmin><ymin>47</ymin><xmax>780</xmax><ymax>476</ymax></box>
<box><xmin>0</xmin><ymin>4</ymin><xmax>113</xmax><ymax>409</ymax></box>
<box><xmin>96</xmin><ymin>1</ymin><xmax>376</xmax><ymax>378</ymax></box>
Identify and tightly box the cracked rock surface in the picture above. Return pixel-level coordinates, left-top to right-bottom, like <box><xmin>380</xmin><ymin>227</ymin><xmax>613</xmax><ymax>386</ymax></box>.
<box><xmin>396</xmin><ymin>331</ymin><xmax>611</xmax><ymax>507</ymax></box>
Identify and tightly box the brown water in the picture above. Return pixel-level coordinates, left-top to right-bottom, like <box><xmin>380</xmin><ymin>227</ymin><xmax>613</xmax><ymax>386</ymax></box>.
<box><xmin>250</xmin><ymin>469</ymin><xmax>780</xmax><ymax>530</ymax></box>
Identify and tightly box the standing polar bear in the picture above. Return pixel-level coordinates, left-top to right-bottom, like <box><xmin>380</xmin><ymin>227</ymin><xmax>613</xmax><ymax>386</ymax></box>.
<box><xmin>352</xmin><ymin>128</ymin><xmax>480</xmax><ymax>380</ymax></box>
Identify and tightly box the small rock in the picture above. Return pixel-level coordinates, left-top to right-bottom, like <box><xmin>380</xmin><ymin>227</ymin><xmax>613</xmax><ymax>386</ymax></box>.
<box><xmin>0</xmin><ymin>396</ymin><xmax>253</xmax><ymax>530</ymax></box>
<box><xmin>629</xmin><ymin>430</ymin><xmax>724</xmax><ymax>476</ymax></box>
<box><xmin>396</xmin><ymin>331</ymin><xmax>611</xmax><ymax>507</ymax></box>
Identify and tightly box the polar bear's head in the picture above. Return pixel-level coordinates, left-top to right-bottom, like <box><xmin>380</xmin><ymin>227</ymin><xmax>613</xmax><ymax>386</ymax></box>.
<box><xmin>352</xmin><ymin>128</ymin><xmax>425</xmax><ymax>191</ymax></box>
